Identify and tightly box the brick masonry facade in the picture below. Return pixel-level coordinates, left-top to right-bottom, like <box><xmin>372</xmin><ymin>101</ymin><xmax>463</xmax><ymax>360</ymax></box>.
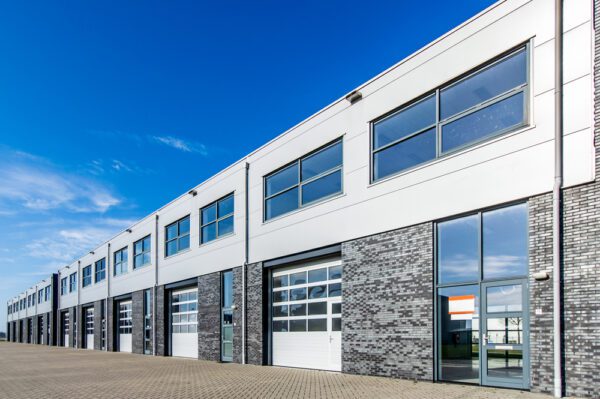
<box><xmin>198</xmin><ymin>272</ymin><xmax>221</xmax><ymax>361</ymax></box>
<box><xmin>245</xmin><ymin>262</ymin><xmax>265</xmax><ymax>366</ymax></box>
<box><xmin>232</xmin><ymin>266</ymin><xmax>243</xmax><ymax>364</ymax></box>
<box><xmin>155</xmin><ymin>285</ymin><xmax>166</xmax><ymax>356</ymax></box>
<box><xmin>341</xmin><ymin>223</ymin><xmax>434</xmax><ymax>380</ymax></box>
<box><xmin>132</xmin><ymin>290</ymin><xmax>144</xmax><ymax>355</ymax></box>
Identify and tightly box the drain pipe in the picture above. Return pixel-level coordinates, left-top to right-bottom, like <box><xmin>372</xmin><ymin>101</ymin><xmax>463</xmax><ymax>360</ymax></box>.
<box><xmin>552</xmin><ymin>0</ymin><xmax>564</xmax><ymax>397</ymax></box>
<box><xmin>106</xmin><ymin>243</ymin><xmax>111</xmax><ymax>351</ymax></box>
<box><xmin>153</xmin><ymin>214</ymin><xmax>159</xmax><ymax>356</ymax></box>
<box><xmin>242</xmin><ymin>161</ymin><xmax>250</xmax><ymax>365</ymax></box>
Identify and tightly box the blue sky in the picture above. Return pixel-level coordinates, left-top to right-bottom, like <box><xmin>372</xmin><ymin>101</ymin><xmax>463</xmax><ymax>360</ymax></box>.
<box><xmin>0</xmin><ymin>0</ymin><xmax>496</xmax><ymax>328</ymax></box>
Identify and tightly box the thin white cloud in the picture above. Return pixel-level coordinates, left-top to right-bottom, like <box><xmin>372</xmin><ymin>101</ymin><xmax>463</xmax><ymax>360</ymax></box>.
<box><xmin>151</xmin><ymin>135</ymin><xmax>208</xmax><ymax>155</ymax></box>
<box><xmin>0</xmin><ymin>156</ymin><xmax>120</xmax><ymax>214</ymax></box>
<box><xmin>25</xmin><ymin>227</ymin><xmax>117</xmax><ymax>263</ymax></box>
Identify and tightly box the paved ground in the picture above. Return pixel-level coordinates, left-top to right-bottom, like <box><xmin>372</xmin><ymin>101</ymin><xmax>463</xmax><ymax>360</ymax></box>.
<box><xmin>0</xmin><ymin>342</ymin><xmax>554</xmax><ymax>399</ymax></box>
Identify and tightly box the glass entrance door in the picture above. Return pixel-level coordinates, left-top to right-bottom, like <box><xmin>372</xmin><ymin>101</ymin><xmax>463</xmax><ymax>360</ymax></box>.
<box><xmin>481</xmin><ymin>280</ymin><xmax>528</xmax><ymax>388</ymax></box>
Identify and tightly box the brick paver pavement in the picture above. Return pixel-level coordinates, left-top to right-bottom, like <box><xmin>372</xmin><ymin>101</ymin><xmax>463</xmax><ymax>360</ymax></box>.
<box><xmin>0</xmin><ymin>342</ymin><xmax>555</xmax><ymax>399</ymax></box>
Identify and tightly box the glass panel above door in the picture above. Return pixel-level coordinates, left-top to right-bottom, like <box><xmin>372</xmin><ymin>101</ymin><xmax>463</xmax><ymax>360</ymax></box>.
<box><xmin>437</xmin><ymin>214</ymin><xmax>479</xmax><ymax>284</ymax></box>
<box><xmin>486</xmin><ymin>284</ymin><xmax>522</xmax><ymax>313</ymax></box>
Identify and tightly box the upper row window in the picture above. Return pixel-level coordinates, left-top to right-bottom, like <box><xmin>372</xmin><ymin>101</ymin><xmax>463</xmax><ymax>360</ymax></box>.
<box><xmin>165</xmin><ymin>216</ymin><xmax>190</xmax><ymax>257</ymax></box>
<box><xmin>114</xmin><ymin>247</ymin><xmax>128</xmax><ymax>276</ymax></box>
<box><xmin>201</xmin><ymin>194</ymin><xmax>234</xmax><ymax>244</ymax></box>
<box><xmin>372</xmin><ymin>45</ymin><xmax>528</xmax><ymax>181</ymax></box>
<box><xmin>264</xmin><ymin>139</ymin><xmax>343</xmax><ymax>221</ymax></box>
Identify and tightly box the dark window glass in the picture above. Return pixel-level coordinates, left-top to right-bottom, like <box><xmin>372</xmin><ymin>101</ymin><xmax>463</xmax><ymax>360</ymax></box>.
<box><xmin>82</xmin><ymin>266</ymin><xmax>92</xmax><ymax>287</ymax></box>
<box><xmin>273</xmin><ymin>275</ymin><xmax>288</xmax><ymax>288</ymax></box>
<box><xmin>438</xmin><ymin>214</ymin><xmax>479</xmax><ymax>284</ymax></box>
<box><xmin>373</xmin><ymin>128</ymin><xmax>436</xmax><ymax>180</ymax></box>
<box><xmin>374</xmin><ymin>94</ymin><xmax>436</xmax><ymax>149</ymax></box>
<box><xmin>483</xmin><ymin>204</ymin><xmax>528</xmax><ymax>279</ymax></box>
<box><xmin>289</xmin><ymin>319</ymin><xmax>306</xmax><ymax>332</ymax></box>
<box><xmin>328</xmin><ymin>266</ymin><xmax>342</xmax><ymax>280</ymax></box>
<box><xmin>301</xmin><ymin>169</ymin><xmax>342</xmax><ymax>205</ymax></box>
<box><xmin>272</xmin><ymin>305</ymin><xmax>288</xmax><ymax>317</ymax></box>
<box><xmin>308</xmin><ymin>268</ymin><xmax>327</xmax><ymax>283</ymax></box>
<box><xmin>301</xmin><ymin>141</ymin><xmax>342</xmax><ymax>180</ymax></box>
<box><xmin>290</xmin><ymin>272</ymin><xmax>307</xmax><ymax>285</ymax></box>
<box><xmin>332</xmin><ymin>303</ymin><xmax>342</xmax><ymax>314</ymax></box>
<box><xmin>265</xmin><ymin>187</ymin><xmax>299</xmax><ymax>220</ymax></box>
<box><xmin>202</xmin><ymin>194</ymin><xmax>234</xmax><ymax>244</ymax></box>
<box><xmin>133</xmin><ymin>236</ymin><xmax>151</xmax><ymax>269</ymax></box>
<box><xmin>201</xmin><ymin>223</ymin><xmax>216</xmax><ymax>243</ymax></box>
<box><xmin>307</xmin><ymin>302</ymin><xmax>327</xmax><ymax>315</ymax></box>
<box><xmin>222</xmin><ymin>271</ymin><xmax>234</xmax><ymax>308</ymax></box>
<box><xmin>289</xmin><ymin>304</ymin><xmax>306</xmax><ymax>316</ymax></box>
<box><xmin>95</xmin><ymin>258</ymin><xmax>106</xmax><ymax>283</ymax></box>
<box><xmin>308</xmin><ymin>319</ymin><xmax>327</xmax><ymax>331</ymax></box>
<box><xmin>266</xmin><ymin>163</ymin><xmax>298</xmax><ymax>197</ymax></box>
<box><xmin>289</xmin><ymin>288</ymin><xmax>306</xmax><ymax>301</ymax></box>
<box><xmin>272</xmin><ymin>320</ymin><xmax>288</xmax><ymax>332</ymax></box>
<box><xmin>440</xmin><ymin>49</ymin><xmax>527</xmax><ymax>119</ymax></box>
<box><xmin>217</xmin><ymin>216</ymin><xmax>234</xmax><ymax>236</ymax></box>
<box><xmin>273</xmin><ymin>290</ymin><xmax>288</xmax><ymax>303</ymax></box>
<box><xmin>218</xmin><ymin>195</ymin><xmax>234</xmax><ymax>217</ymax></box>
<box><xmin>441</xmin><ymin>92</ymin><xmax>525</xmax><ymax>153</ymax></box>
<box><xmin>308</xmin><ymin>285</ymin><xmax>327</xmax><ymax>299</ymax></box>
<box><xmin>328</xmin><ymin>283</ymin><xmax>341</xmax><ymax>297</ymax></box>
<box><xmin>202</xmin><ymin>204</ymin><xmax>216</xmax><ymax>224</ymax></box>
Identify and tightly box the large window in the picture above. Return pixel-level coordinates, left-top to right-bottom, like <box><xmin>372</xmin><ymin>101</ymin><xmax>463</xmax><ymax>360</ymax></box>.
<box><xmin>38</xmin><ymin>289</ymin><xmax>43</xmax><ymax>304</ymax></box>
<box><xmin>264</xmin><ymin>139</ymin><xmax>343</xmax><ymax>221</ymax></box>
<box><xmin>69</xmin><ymin>272</ymin><xmax>77</xmax><ymax>293</ymax></box>
<box><xmin>171</xmin><ymin>289</ymin><xmax>198</xmax><ymax>333</ymax></box>
<box><xmin>372</xmin><ymin>46</ymin><xmax>528</xmax><ymax>181</ymax></box>
<box><xmin>82</xmin><ymin>265</ymin><xmax>92</xmax><ymax>288</ymax></box>
<box><xmin>165</xmin><ymin>216</ymin><xmax>190</xmax><ymax>257</ymax></box>
<box><xmin>201</xmin><ymin>194</ymin><xmax>234</xmax><ymax>244</ymax></box>
<box><xmin>134</xmin><ymin>235</ymin><xmax>151</xmax><ymax>269</ymax></box>
<box><xmin>114</xmin><ymin>247</ymin><xmax>128</xmax><ymax>276</ymax></box>
<box><xmin>95</xmin><ymin>258</ymin><xmax>106</xmax><ymax>283</ymax></box>
<box><xmin>44</xmin><ymin>286</ymin><xmax>50</xmax><ymax>302</ymax></box>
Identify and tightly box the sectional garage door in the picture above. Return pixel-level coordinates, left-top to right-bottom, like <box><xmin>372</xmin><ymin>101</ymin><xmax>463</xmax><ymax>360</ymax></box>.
<box><xmin>118</xmin><ymin>300</ymin><xmax>132</xmax><ymax>353</ymax></box>
<box><xmin>171</xmin><ymin>287</ymin><xmax>198</xmax><ymax>358</ymax></box>
<box><xmin>271</xmin><ymin>257</ymin><xmax>342</xmax><ymax>371</ymax></box>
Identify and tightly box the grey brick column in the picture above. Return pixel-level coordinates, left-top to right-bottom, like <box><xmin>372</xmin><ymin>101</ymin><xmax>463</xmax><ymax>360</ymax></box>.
<box><xmin>246</xmin><ymin>262</ymin><xmax>265</xmax><ymax>365</ymax></box>
<box><xmin>93</xmin><ymin>300</ymin><xmax>103</xmax><ymax>350</ymax></box>
<box><xmin>155</xmin><ymin>285</ymin><xmax>167</xmax><ymax>356</ymax></box>
<box><xmin>77</xmin><ymin>305</ymin><xmax>84</xmax><ymax>349</ymax></box>
<box><xmin>68</xmin><ymin>307</ymin><xmax>75</xmax><ymax>348</ymax></box>
<box><xmin>198</xmin><ymin>272</ymin><xmax>221</xmax><ymax>361</ymax></box>
<box><xmin>107</xmin><ymin>300</ymin><xmax>115</xmax><ymax>352</ymax></box>
<box><xmin>32</xmin><ymin>315</ymin><xmax>38</xmax><ymax>345</ymax></box>
<box><xmin>132</xmin><ymin>290</ymin><xmax>144</xmax><ymax>354</ymax></box>
<box><xmin>342</xmin><ymin>222</ymin><xmax>434</xmax><ymax>380</ymax></box>
<box><xmin>232</xmin><ymin>266</ymin><xmax>243</xmax><ymax>364</ymax></box>
<box><xmin>528</xmin><ymin>193</ymin><xmax>554</xmax><ymax>395</ymax></box>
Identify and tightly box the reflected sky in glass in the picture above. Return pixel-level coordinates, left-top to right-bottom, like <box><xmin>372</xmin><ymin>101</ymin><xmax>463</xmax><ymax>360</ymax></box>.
<box><xmin>438</xmin><ymin>214</ymin><xmax>479</xmax><ymax>284</ymax></box>
<box><xmin>483</xmin><ymin>204</ymin><xmax>527</xmax><ymax>279</ymax></box>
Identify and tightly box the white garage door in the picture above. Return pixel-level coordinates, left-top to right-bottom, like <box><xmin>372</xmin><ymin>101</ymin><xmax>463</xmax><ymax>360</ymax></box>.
<box><xmin>171</xmin><ymin>287</ymin><xmax>198</xmax><ymax>358</ymax></box>
<box><xmin>118</xmin><ymin>301</ymin><xmax>132</xmax><ymax>353</ymax></box>
<box><xmin>63</xmin><ymin>312</ymin><xmax>70</xmax><ymax>348</ymax></box>
<box><xmin>85</xmin><ymin>308</ymin><xmax>94</xmax><ymax>350</ymax></box>
<box><xmin>272</xmin><ymin>257</ymin><xmax>342</xmax><ymax>371</ymax></box>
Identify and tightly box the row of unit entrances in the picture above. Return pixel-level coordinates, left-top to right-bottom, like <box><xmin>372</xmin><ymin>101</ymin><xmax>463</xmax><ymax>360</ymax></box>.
<box><xmin>9</xmin><ymin>314</ymin><xmax>52</xmax><ymax>345</ymax></box>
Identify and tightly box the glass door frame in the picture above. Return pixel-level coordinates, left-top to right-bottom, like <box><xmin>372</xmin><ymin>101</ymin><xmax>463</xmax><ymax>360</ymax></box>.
<box><xmin>434</xmin><ymin>202</ymin><xmax>530</xmax><ymax>389</ymax></box>
<box><xmin>481</xmin><ymin>279</ymin><xmax>530</xmax><ymax>389</ymax></box>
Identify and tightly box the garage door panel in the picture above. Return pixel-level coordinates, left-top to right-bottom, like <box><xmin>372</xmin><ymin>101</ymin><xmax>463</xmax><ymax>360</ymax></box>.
<box><xmin>171</xmin><ymin>287</ymin><xmax>198</xmax><ymax>359</ymax></box>
<box><xmin>272</xmin><ymin>257</ymin><xmax>342</xmax><ymax>372</ymax></box>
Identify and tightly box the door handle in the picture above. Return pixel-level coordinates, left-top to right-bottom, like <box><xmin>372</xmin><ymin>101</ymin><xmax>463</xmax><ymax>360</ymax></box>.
<box><xmin>482</xmin><ymin>334</ymin><xmax>488</xmax><ymax>346</ymax></box>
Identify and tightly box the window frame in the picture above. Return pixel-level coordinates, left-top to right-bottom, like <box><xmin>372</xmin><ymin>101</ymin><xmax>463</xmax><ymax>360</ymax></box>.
<box><xmin>60</xmin><ymin>277</ymin><xmax>68</xmax><ymax>296</ymax></box>
<box><xmin>200</xmin><ymin>193</ymin><xmax>235</xmax><ymax>244</ymax></box>
<box><xmin>38</xmin><ymin>289</ymin><xmax>43</xmax><ymax>304</ymax></box>
<box><xmin>133</xmin><ymin>235</ymin><xmax>152</xmax><ymax>269</ymax></box>
<box><xmin>263</xmin><ymin>138</ymin><xmax>344</xmax><ymax>222</ymax></box>
<box><xmin>82</xmin><ymin>265</ymin><xmax>93</xmax><ymax>288</ymax></box>
<box><xmin>44</xmin><ymin>286</ymin><xmax>51</xmax><ymax>302</ymax></box>
<box><xmin>95</xmin><ymin>258</ymin><xmax>106</xmax><ymax>283</ymax></box>
<box><xmin>69</xmin><ymin>272</ymin><xmax>77</xmax><ymax>293</ymax></box>
<box><xmin>370</xmin><ymin>43</ymin><xmax>530</xmax><ymax>183</ymax></box>
<box><xmin>164</xmin><ymin>215</ymin><xmax>191</xmax><ymax>258</ymax></box>
<box><xmin>113</xmin><ymin>246</ymin><xmax>128</xmax><ymax>276</ymax></box>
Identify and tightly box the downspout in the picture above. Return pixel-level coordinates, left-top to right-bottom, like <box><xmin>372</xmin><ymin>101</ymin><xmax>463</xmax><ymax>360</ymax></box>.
<box><xmin>242</xmin><ymin>161</ymin><xmax>249</xmax><ymax>365</ymax></box>
<box><xmin>106</xmin><ymin>243</ymin><xmax>111</xmax><ymax>351</ymax></box>
<box><xmin>153</xmin><ymin>214</ymin><xmax>159</xmax><ymax>356</ymax></box>
<box><xmin>77</xmin><ymin>260</ymin><xmax>81</xmax><ymax>348</ymax></box>
<box><xmin>553</xmin><ymin>0</ymin><xmax>563</xmax><ymax>397</ymax></box>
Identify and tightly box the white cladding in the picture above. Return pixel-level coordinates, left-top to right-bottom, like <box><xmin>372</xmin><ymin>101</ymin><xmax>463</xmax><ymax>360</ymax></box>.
<box><xmin>15</xmin><ymin>0</ymin><xmax>594</xmax><ymax>311</ymax></box>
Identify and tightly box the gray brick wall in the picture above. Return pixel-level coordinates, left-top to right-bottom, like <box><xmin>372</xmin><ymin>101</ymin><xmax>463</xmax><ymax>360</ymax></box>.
<box><xmin>342</xmin><ymin>223</ymin><xmax>434</xmax><ymax>380</ymax></box>
<box><xmin>132</xmin><ymin>290</ymin><xmax>144</xmax><ymax>355</ymax></box>
<box><xmin>233</xmin><ymin>266</ymin><xmax>243</xmax><ymax>364</ymax></box>
<box><xmin>156</xmin><ymin>285</ymin><xmax>166</xmax><ymax>356</ymax></box>
<box><xmin>198</xmin><ymin>272</ymin><xmax>221</xmax><ymax>361</ymax></box>
<box><xmin>32</xmin><ymin>315</ymin><xmax>38</xmax><ymax>345</ymax></box>
<box><xmin>68</xmin><ymin>307</ymin><xmax>75</xmax><ymax>348</ymax></box>
<box><xmin>76</xmin><ymin>305</ymin><xmax>84</xmax><ymax>349</ymax></box>
<box><xmin>107</xmin><ymin>300</ymin><xmax>114</xmax><ymax>352</ymax></box>
<box><xmin>93</xmin><ymin>300</ymin><xmax>103</xmax><ymax>350</ymax></box>
<box><xmin>246</xmin><ymin>262</ymin><xmax>265</xmax><ymax>365</ymax></box>
<box><xmin>528</xmin><ymin>193</ymin><xmax>554</xmax><ymax>394</ymax></box>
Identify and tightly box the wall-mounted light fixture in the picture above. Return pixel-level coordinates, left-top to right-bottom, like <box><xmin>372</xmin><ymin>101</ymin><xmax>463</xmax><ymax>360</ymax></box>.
<box><xmin>345</xmin><ymin>90</ymin><xmax>362</xmax><ymax>104</ymax></box>
<box><xmin>126</xmin><ymin>229</ymin><xmax>132</xmax><ymax>233</ymax></box>
<box><xmin>89</xmin><ymin>251</ymin><xmax>95</xmax><ymax>255</ymax></box>
<box><xmin>188</xmin><ymin>189</ymin><xmax>197</xmax><ymax>196</ymax></box>
<box><xmin>532</xmin><ymin>271</ymin><xmax>550</xmax><ymax>281</ymax></box>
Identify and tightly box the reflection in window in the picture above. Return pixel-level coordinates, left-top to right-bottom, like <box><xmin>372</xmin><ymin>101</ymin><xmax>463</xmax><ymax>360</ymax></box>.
<box><xmin>165</xmin><ymin>216</ymin><xmax>190</xmax><ymax>257</ymax></box>
<box><xmin>372</xmin><ymin>46</ymin><xmax>528</xmax><ymax>181</ymax></box>
<box><xmin>201</xmin><ymin>194</ymin><xmax>234</xmax><ymax>244</ymax></box>
<box><xmin>486</xmin><ymin>285</ymin><xmax>522</xmax><ymax>313</ymax></box>
<box><xmin>437</xmin><ymin>215</ymin><xmax>479</xmax><ymax>284</ymax></box>
<box><xmin>265</xmin><ymin>139</ymin><xmax>343</xmax><ymax>220</ymax></box>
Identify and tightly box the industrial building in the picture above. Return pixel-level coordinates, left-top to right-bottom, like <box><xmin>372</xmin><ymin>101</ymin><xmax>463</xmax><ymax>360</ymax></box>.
<box><xmin>6</xmin><ymin>0</ymin><xmax>599</xmax><ymax>397</ymax></box>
